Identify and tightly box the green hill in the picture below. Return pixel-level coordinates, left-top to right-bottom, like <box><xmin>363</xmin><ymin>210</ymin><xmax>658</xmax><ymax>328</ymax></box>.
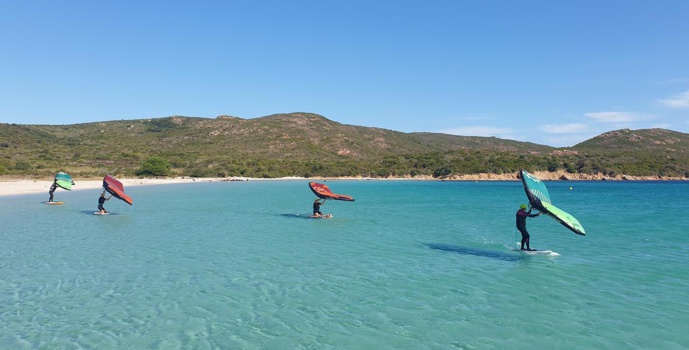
<box><xmin>564</xmin><ymin>128</ymin><xmax>689</xmax><ymax>177</ymax></box>
<box><xmin>573</xmin><ymin>128</ymin><xmax>689</xmax><ymax>153</ymax></box>
<box><xmin>0</xmin><ymin>113</ymin><xmax>687</xmax><ymax>179</ymax></box>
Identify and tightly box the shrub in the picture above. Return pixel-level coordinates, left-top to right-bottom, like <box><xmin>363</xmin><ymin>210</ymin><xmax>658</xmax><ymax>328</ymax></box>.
<box><xmin>136</xmin><ymin>156</ymin><xmax>171</xmax><ymax>177</ymax></box>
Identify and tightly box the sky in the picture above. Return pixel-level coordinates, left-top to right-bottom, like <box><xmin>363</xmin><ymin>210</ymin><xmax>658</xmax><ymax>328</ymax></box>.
<box><xmin>1</xmin><ymin>1</ymin><xmax>688</xmax><ymax>147</ymax></box>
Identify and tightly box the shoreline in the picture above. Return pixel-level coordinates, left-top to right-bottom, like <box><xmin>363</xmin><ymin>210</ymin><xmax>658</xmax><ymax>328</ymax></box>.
<box><xmin>1</xmin><ymin>171</ymin><xmax>686</xmax><ymax>198</ymax></box>
<box><xmin>0</xmin><ymin>177</ymin><xmax>250</xmax><ymax>198</ymax></box>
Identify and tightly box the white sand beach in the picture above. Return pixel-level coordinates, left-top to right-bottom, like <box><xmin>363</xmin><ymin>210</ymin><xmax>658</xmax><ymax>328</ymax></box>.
<box><xmin>0</xmin><ymin>175</ymin><xmax>433</xmax><ymax>198</ymax></box>
<box><xmin>2</xmin><ymin>171</ymin><xmax>684</xmax><ymax>198</ymax></box>
<box><xmin>0</xmin><ymin>177</ymin><xmax>252</xmax><ymax>198</ymax></box>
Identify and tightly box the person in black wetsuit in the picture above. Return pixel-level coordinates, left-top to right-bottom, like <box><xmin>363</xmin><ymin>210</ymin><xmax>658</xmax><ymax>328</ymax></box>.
<box><xmin>98</xmin><ymin>191</ymin><xmax>112</xmax><ymax>214</ymax></box>
<box><xmin>48</xmin><ymin>181</ymin><xmax>57</xmax><ymax>202</ymax></box>
<box><xmin>516</xmin><ymin>203</ymin><xmax>539</xmax><ymax>251</ymax></box>
<box><xmin>313</xmin><ymin>198</ymin><xmax>325</xmax><ymax>217</ymax></box>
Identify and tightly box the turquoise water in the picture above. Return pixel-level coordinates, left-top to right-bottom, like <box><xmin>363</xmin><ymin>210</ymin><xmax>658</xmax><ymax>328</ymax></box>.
<box><xmin>1</xmin><ymin>180</ymin><xmax>688</xmax><ymax>349</ymax></box>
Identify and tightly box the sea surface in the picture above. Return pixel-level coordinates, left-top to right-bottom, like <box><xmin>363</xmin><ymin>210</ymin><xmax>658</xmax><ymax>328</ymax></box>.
<box><xmin>1</xmin><ymin>180</ymin><xmax>688</xmax><ymax>350</ymax></box>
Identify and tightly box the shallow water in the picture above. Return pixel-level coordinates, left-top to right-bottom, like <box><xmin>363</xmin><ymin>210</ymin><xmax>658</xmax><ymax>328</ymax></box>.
<box><xmin>1</xmin><ymin>180</ymin><xmax>688</xmax><ymax>349</ymax></box>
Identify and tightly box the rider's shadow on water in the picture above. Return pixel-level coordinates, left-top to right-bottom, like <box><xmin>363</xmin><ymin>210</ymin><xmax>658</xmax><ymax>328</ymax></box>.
<box><xmin>279</xmin><ymin>213</ymin><xmax>312</xmax><ymax>220</ymax></box>
<box><xmin>425</xmin><ymin>243</ymin><xmax>521</xmax><ymax>262</ymax></box>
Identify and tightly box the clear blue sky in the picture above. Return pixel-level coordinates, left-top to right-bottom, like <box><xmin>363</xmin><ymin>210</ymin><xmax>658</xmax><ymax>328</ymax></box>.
<box><xmin>1</xmin><ymin>1</ymin><xmax>688</xmax><ymax>147</ymax></box>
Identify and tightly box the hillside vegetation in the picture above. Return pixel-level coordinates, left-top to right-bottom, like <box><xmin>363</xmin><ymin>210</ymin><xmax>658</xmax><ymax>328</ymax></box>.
<box><xmin>1</xmin><ymin>113</ymin><xmax>688</xmax><ymax>179</ymax></box>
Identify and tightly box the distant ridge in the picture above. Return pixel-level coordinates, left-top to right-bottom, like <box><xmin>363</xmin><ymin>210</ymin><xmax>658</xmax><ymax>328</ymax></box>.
<box><xmin>0</xmin><ymin>113</ymin><xmax>687</xmax><ymax>179</ymax></box>
<box><xmin>573</xmin><ymin>128</ymin><xmax>689</xmax><ymax>153</ymax></box>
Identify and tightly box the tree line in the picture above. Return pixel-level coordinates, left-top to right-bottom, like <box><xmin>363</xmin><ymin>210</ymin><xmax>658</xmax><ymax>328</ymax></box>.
<box><xmin>3</xmin><ymin>149</ymin><xmax>687</xmax><ymax>179</ymax></box>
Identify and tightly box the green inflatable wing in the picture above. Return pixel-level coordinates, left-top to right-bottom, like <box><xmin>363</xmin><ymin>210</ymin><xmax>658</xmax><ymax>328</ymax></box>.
<box><xmin>520</xmin><ymin>169</ymin><xmax>585</xmax><ymax>236</ymax></box>
<box><xmin>55</xmin><ymin>172</ymin><xmax>74</xmax><ymax>191</ymax></box>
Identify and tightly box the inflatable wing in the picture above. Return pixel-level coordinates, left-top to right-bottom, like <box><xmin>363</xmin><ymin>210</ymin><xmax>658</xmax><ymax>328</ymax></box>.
<box><xmin>55</xmin><ymin>172</ymin><xmax>74</xmax><ymax>191</ymax></box>
<box><xmin>103</xmin><ymin>175</ymin><xmax>133</xmax><ymax>205</ymax></box>
<box><xmin>309</xmin><ymin>182</ymin><xmax>355</xmax><ymax>201</ymax></box>
<box><xmin>520</xmin><ymin>170</ymin><xmax>584</xmax><ymax>236</ymax></box>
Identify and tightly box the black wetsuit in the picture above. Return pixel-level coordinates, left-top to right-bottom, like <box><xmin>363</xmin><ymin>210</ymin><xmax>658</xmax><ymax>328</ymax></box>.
<box><xmin>313</xmin><ymin>201</ymin><xmax>322</xmax><ymax>215</ymax></box>
<box><xmin>516</xmin><ymin>209</ymin><xmax>538</xmax><ymax>250</ymax></box>
<box><xmin>48</xmin><ymin>183</ymin><xmax>57</xmax><ymax>202</ymax></box>
<box><xmin>98</xmin><ymin>195</ymin><xmax>107</xmax><ymax>212</ymax></box>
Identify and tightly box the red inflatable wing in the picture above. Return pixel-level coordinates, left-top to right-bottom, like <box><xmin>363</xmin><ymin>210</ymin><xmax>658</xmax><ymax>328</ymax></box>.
<box><xmin>309</xmin><ymin>182</ymin><xmax>355</xmax><ymax>201</ymax></box>
<box><xmin>103</xmin><ymin>175</ymin><xmax>133</xmax><ymax>205</ymax></box>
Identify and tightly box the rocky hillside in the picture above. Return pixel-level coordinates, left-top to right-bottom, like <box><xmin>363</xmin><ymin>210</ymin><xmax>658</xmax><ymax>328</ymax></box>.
<box><xmin>573</xmin><ymin>128</ymin><xmax>689</xmax><ymax>153</ymax></box>
<box><xmin>1</xmin><ymin>113</ymin><xmax>687</xmax><ymax>179</ymax></box>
